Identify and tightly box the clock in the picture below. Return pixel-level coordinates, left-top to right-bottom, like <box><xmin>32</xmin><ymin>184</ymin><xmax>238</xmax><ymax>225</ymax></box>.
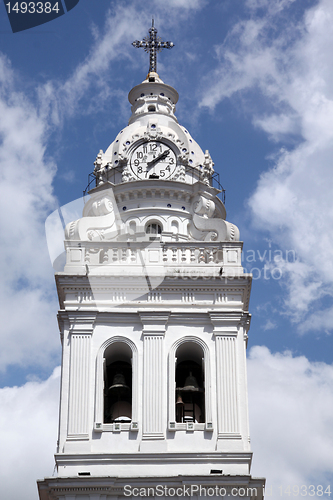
<box><xmin>130</xmin><ymin>141</ymin><xmax>177</xmax><ymax>180</ymax></box>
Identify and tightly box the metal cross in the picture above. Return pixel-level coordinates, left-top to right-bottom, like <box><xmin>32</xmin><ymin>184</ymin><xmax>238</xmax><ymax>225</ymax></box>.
<box><xmin>132</xmin><ymin>20</ymin><xmax>174</xmax><ymax>74</ymax></box>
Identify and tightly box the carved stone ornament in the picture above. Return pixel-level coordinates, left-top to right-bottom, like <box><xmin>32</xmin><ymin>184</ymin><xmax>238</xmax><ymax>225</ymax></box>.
<box><xmin>144</xmin><ymin>128</ymin><xmax>163</xmax><ymax>141</ymax></box>
<box><xmin>92</xmin><ymin>198</ymin><xmax>114</xmax><ymax>216</ymax></box>
<box><xmin>193</xmin><ymin>195</ymin><xmax>216</xmax><ymax>218</ymax></box>
<box><xmin>189</xmin><ymin>194</ymin><xmax>240</xmax><ymax>242</ymax></box>
<box><xmin>122</xmin><ymin>163</ymin><xmax>135</xmax><ymax>183</ymax></box>
<box><xmin>172</xmin><ymin>163</ymin><xmax>185</xmax><ymax>182</ymax></box>
<box><xmin>200</xmin><ymin>150</ymin><xmax>215</xmax><ymax>185</ymax></box>
<box><xmin>65</xmin><ymin>195</ymin><xmax>120</xmax><ymax>242</ymax></box>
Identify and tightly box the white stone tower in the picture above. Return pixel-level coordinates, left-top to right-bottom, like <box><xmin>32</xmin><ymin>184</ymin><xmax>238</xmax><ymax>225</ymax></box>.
<box><xmin>38</xmin><ymin>23</ymin><xmax>265</xmax><ymax>500</ymax></box>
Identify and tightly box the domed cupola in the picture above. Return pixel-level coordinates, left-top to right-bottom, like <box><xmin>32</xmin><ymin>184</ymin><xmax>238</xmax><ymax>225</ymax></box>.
<box><xmin>128</xmin><ymin>72</ymin><xmax>179</xmax><ymax>124</ymax></box>
<box><xmin>89</xmin><ymin>20</ymin><xmax>219</xmax><ymax>189</ymax></box>
<box><xmin>70</xmin><ymin>21</ymin><xmax>240</xmax><ymax>249</ymax></box>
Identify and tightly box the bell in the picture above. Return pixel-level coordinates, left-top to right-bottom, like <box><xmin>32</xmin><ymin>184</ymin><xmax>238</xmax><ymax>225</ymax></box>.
<box><xmin>183</xmin><ymin>371</ymin><xmax>199</xmax><ymax>391</ymax></box>
<box><xmin>176</xmin><ymin>393</ymin><xmax>184</xmax><ymax>423</ymax></box>
<box><xmin>108</xmin><ymin>372</ymin><xmax>129</xmax><ymax>392</ymax></box>
<box><xmin>176</xmin><ymin>394</ymin><xmax>184</xmax><ymax>406</ymax></box>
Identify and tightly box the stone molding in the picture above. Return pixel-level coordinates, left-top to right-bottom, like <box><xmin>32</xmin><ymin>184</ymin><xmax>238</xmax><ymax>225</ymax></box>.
<box><xmin>209</xmin><ymin>311</ymin><xmax>250</xmax><ymax>336</ymax></box>
<box><xmin>55</xmin><ymin>450</ymin><xmax>253</xmax><ymax>466</ymax></box>
<box><xmin>139</xmin><ymin>311</ymin><xmax>170</xmax><ymax>335</ymax></box>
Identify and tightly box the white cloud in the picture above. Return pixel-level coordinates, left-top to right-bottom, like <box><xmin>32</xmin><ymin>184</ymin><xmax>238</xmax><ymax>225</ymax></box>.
<box><xmin>153</xmin><ymin>0</ymin><xmax>206</xmax><ymax>10</ymax></box>
<box><xmin>299</xmin><ymin>306</ymin><xmax>333</xmax><ymax>335</ymax></box>
<box><xmin>262</xmin><ymin>319</ymin><xmax>277</xmax><ymax>331</ymax></box>
<box><xmin>38</xmin><ymin>5</ymin><xmax>149</xmax><ymax>125</ymax></box>
<box><xmin>246</xmin><ymin>0</ymin><xmax>296</xmax><ymax>15</ymax></box>
<box><xmin>248</xmin><ymin>346</ymin><xmax>333</xmax><ymax>493</ymax></box>
<box><xmin>199</xmin><ymin>0</ymin><xmax>333</xmax><ymax>330</ymax></box>
<box><xmin>0</xmin><ymin>367</ymin><xmax>60</xmax><ymax>500</ymax></box>
<box><xmin>0</xmin><ymin>53</ymin><xmax>60</xmax><ymax>373</ymax></box>
<box><xmin>253</xmin><ymin>113</ymin><xmax>301</xmax><ymax>140</ymax></box>
<box><xmin>38</xmin><ymin>1</ymin><xmax>205</xmax><ymax>127</ymax></box>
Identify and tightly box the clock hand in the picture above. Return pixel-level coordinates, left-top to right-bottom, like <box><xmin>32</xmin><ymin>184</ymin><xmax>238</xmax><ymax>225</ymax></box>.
<box><xmin>147</xmin><ymin>150</ymin><xmax>169</xmax><ymax>168</ymax></box>
<box><xmin>147</xmin><ymin>152</ymin><xmax>168</xmax><ymax>168</ymax></box>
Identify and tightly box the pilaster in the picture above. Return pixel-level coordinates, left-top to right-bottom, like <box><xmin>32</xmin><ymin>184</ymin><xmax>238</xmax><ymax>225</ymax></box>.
<box><xmin>139</xmin><ymin>312</ymin><xmax>169</xmax><ymax>448</ymax></box>
<box><xmin>67</xmin><ymin>333</ymin><xmax>92</xmax><ymax>439</ymax></box>
<box><xmin>209</xmin><ymin>312</ymin><xmax>244</xmax><ymax>446</ymax></box>
<box><xmin>66</xmin><ymin>313</ymin><xmax>96</xmax><ymax>441</ymax></box>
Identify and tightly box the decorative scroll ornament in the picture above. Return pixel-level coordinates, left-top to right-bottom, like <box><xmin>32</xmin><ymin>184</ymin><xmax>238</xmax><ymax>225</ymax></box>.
<box><xmin>65</xmin><ymin>195</ymin><xmax>119</xmax><ymax>242</ymax></box>
<box><xmin>189</xmin><ymin>195</ymin><xmax>240</xmax><ymax>242</ymax></box>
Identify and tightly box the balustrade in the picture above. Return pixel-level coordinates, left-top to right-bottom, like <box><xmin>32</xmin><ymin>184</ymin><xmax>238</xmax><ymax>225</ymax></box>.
<box><xmin>66</xmin><ymin>241</ymin><xmax>242</xmax><ymax>269</ymax></box>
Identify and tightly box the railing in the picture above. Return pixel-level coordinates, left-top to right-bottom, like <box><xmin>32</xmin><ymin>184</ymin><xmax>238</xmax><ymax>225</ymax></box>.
<box><xmin>83</xmin><ymin>165</ymin><xmax>226</xmax><ymax>204</ymax></box>
<box><xmin>65</xmin><ymin>240</ymin><xmax>242</xmax><ymax>270</ymax></box>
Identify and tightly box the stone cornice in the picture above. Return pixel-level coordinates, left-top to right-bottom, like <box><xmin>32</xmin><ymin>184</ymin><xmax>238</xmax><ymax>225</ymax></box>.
<box><xmin>139</xmin><ymin>311</ymin><xmax>170</xmax><ymax>334</ymax></box>
<box><xmin>57</xmin><ymin>310</ymin><xmax>97</xmax><ymax>335</ymax></box>
<box><xmin>38</xmin><ymin>473</ymin><xmax>265</xmax><ymax>500</ymax></box>
<box><xmin>209</xmin><ymin>311</ymin><xmax>251</xmax><ymax>336</ymax></box>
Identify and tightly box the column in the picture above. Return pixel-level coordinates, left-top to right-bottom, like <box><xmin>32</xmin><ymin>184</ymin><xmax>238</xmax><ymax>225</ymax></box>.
<box><xmin>209</xmin><ymin>312</ymin><xmax>241</xmax><ymax>441</ymax></box>
<box><xmin>67</xmin><ymin>333</ymin><xmax>92</xmax><ymax>439</ymax></box>
<box><xmin>215</xmin><ymin>335</ymin><xmax>239</xmax><ymax>436</ymax></box>
<box><xmin>139</xmin><ymin>312</ymin><xmax>169</xmax><ymax>443</ymax></box>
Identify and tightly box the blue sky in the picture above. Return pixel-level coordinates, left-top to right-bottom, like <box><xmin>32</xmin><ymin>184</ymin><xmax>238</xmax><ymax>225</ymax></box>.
<box><xmin>0</xmin><ymin>0</ymin><xmax>333</xmax><ymax>498</ymax></box>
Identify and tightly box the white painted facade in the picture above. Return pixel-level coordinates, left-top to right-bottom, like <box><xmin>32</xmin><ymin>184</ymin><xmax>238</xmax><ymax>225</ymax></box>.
<box><xmin>38</xmin><ymin>71</ymin><xmax>265</xmax><ymax>500</ymax></box>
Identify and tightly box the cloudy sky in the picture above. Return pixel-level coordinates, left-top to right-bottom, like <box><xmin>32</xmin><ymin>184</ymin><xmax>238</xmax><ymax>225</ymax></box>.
<box><xmin>0</xmin><ymin>0</ymin><xmax>332</xmax><ymax>498</ymax></box>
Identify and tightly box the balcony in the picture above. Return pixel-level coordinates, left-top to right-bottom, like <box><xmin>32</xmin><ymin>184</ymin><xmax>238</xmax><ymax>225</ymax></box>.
<box><xmin>64</xmin><ymin>240</ymin><xmax>243</xmax><ymax>278</ymax></box>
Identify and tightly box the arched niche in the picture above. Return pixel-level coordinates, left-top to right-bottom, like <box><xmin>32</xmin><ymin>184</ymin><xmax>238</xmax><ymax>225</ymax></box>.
<box><xmin>95</xmin><ymin>337</ymin><xmax>138</xmax><ymax>431</ymax></box>
<box><xmin>104</xmin><ymin>342</ymin><xmax>132</xmax><ymax>423</ymax></box>
<box><xmin>168</xmin><ymin>337</ymin><xmax>212</xmax><ymax>431</ymax></box>
<box><xmin>175</xmin><ymin>342</ymin><xmax>205</xmax><ymax>423</ymax></box>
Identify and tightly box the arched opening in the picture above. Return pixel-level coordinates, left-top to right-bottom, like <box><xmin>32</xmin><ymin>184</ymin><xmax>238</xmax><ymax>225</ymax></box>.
<box><xmin>128</xmin><ymin>220</ymin><xmax>137</xmax><ymax>235</ymax></box>
<box><xmin>146</xmin><ymin>222</ymin><xmax>162</xmax><ymax>237</ymax></box>
<box><xmin>171</xmin><ymin>220</ymin><xmax>179</xmax><ymax>235</ymax></box>
<box><xmin>104</xmin><ymin>342</ymin><xmax>132</xmax><ymax>423</ymax></box>
<box><xmin>148</xmin><ymin>105</ymin><xmax>156</xmax><ymax>112</ymax></box>
<box><xmin>175</xmin><ymin>342</ymin><xmax>205</xmax><ymax>423</ymax></box>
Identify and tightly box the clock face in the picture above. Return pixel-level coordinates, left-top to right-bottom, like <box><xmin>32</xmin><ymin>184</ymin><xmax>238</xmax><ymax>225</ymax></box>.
<box><xmin>130</xmin><ymin>141</ymin><xmax>177</xmax><ymax>180</ymax></box>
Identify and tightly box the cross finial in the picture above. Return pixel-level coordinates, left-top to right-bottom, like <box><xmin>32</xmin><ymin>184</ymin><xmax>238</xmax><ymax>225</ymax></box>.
<box><xmin>132</xmin><ymin>20</ymin><xmax>174</xmax><ymax>74</ymax></box>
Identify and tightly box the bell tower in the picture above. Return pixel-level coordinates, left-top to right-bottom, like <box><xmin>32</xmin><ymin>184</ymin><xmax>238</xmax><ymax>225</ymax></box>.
<box><xmin>38</xmin><ymin>22</ymin><xmax>265</xmax><ymax>500</ymax></box>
